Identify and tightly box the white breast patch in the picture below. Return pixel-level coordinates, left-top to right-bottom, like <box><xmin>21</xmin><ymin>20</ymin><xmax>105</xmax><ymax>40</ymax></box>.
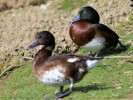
<box><xmin>41</xmin><ymin>66</ymin><xmax>70</xmax><ymax>86</ymax></box>
<box><xmin>82</xmin><ymin>37</ymin><xmax>105</xmax><ymax>52</ymax></box>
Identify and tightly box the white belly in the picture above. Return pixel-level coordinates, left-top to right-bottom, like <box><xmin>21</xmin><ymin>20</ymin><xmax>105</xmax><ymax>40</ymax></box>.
<box><xmin>40</xmin><ymin>66</ymin><xmax>70</xmax><ymax>86</ymax></box>
<box><xmin>82</xmin><ymin>37</ymin><xmax>105</xmax><ymax>52</ymax></box>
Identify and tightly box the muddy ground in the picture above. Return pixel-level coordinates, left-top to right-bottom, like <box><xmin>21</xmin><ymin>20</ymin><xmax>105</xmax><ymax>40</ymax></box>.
<box><xmin>0</xmin><ymin>0</ymin><xmax>133</xmax><ymax>74</ymax></box>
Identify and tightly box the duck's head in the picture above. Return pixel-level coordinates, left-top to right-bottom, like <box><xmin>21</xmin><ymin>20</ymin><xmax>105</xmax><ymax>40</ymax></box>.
<box><xmin>26</xmin><ymin>31</ymin><xmax>55</xmax><ymax>50</ymax></box>
<box><xmin>70</xmin><ymin>6</ymin><xmax>100</xmax><ymax>23</ymax></box>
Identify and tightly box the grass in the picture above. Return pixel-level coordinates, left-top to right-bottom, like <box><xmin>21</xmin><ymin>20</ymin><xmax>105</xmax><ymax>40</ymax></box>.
<box><xmin>59</xmin><ymin>0</ymin><xmax>90</xmax><ymax>12</ymax></box>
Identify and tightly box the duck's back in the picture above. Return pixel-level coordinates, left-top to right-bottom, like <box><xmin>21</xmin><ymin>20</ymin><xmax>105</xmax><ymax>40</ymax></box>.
<box><xmin>95</xmin><ymin>24</ymin><xmax>119</xmax><ymax>39</ymax></box>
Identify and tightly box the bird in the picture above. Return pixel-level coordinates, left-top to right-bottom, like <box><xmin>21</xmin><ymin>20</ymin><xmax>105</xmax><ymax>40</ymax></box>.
<box><xmin>69</xmin><ymin>6</ymin><xmax>125</xmax><ymax>57</ymax></box>
<box><xmin>26</xmin><ymin>31</ymin><xmax>102</xmax><ymax>99</ymax></box>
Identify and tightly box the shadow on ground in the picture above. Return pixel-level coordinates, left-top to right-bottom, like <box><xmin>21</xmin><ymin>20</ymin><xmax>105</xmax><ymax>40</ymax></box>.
<box><xmin>99</xmin><ymin>44</ymin><xmax>131</xmax><ymax>57</ymax></box>
<box><xmin>62</xmin><ymin>83</ymin><xmax>113</xmax><ymax>94</ymax></box>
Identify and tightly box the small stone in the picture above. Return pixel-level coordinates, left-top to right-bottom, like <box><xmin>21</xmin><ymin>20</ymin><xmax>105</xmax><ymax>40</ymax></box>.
<box><xmin>13</xmin><ymin>91</ymin><xmax>18</xmax><ymax>95</ymax></box>
<box><xmin>55</xmin><ymin>90</ymin><xmax>58</xmax><ymax>95</ymax></box>
<box><xmin>91</xmin><ymin>92</ymin><xmax>95</xmax><ymax>96</ymax></box>
<box><xmin>124</xmin><ymin>71</ymin><xmax>132</xmax><ymax>74</ymax></box>
<box><xmin>130</xmin><ymin>86</ymin><xmax>133</xmax><ymax>88</ymax></box>
<box><xmin>103</xmin><ymin>63</ymin><xmax>106</xmax><ymax>66</ymax></box>
<box><xmin>116</xmin><ymin>86</ymin><xmax>122</xmax><ymax>89</ymax></box>
<box><xmin>11</xmin><ymin>98</ymin><xmax>14</xmax><ymax>100</ymax></box>
<box><xmin>43</xmin><ymin>94</ymin><xmax>47</xmax><ymax>100</ymax></box>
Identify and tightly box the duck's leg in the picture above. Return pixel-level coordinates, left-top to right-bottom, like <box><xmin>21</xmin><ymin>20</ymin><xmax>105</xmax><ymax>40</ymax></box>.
<box><xmin>58</xmin><ymin>86</ymin><xmax>63</xmax><ymax>94</ymax></box>
<box><xmin>45</xmin><ymin>87</ymin><xmax>63</xmax><ymax>100</ymax></box>
<box><xmin>95</xmin><ymin>52</ymin><xmax>99</xmax><ymax>57</ymax></box>
<box><xmin>47</xmin><ymin>78</ymin><xmax>74</xmax><ymax>100</ymax></box>
<box><xmin>57</xmin><ymin>78</ymin><xmax>73</xmax><ymax>98</ymax></box>
<box><xmin>88</xmin><ymin>51</ymin><xmax>92</xmax><ymax>56</ymax></box>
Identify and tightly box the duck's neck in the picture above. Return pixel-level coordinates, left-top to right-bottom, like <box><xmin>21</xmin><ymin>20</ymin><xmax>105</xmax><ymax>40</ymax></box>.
<box><xmin>33</xmin><ymin>43</ymin><xmax>55</xmax><ymax>67</ymax></box>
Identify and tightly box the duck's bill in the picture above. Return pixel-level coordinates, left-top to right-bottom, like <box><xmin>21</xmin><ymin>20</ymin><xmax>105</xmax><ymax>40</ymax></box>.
<box><xmin>26</xmin><ymin>39</ymin><xmax>40</xmax><ymax>50</ymax></box>
<box><xmin>70</xmin><ymin>13</ymin><xmax>81</xmax><ymax>23</ymax></box>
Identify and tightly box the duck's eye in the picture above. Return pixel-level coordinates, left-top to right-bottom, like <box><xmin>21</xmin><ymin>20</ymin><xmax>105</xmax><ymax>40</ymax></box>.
<box><xmin>83</xmin><ymin>10</ymin><xmax>86</xmax><ymax>13</ymax></box>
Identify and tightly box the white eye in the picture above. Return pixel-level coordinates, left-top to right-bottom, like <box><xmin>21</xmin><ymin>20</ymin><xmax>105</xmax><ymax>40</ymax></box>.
<box><xmin>83</xmin><ymin>10</ymin><xmax>86</xmax><ymax>13</ymax></box>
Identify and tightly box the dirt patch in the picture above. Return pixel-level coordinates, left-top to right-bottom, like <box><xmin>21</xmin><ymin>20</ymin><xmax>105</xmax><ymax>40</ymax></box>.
<box><xmin>0</xmin><ymin>0</ymin><xmax>133</xmax><ymax>75</ymax></box>
<box><xmin>0</xmin><ymin>0</ymin><xmax>78</xmax><ymax>74</ymax></box>
<box><xmin>0</xmin><ymin>0</ymin><xmax>48</xmax><ymax>11</ymax></box>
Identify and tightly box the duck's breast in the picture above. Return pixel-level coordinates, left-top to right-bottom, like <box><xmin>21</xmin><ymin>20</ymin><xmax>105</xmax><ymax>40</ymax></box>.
<box><xmin>40</xmin><ymin>65</ymin><xmax>70</xmax><ymax>86</ymax></box>
<box><xmin>82</xmin><ymin>36</ymin><xmax>105</xmax><ymax>52</ymax></box>
<box><xmin>69</xmin><ymin>20</ymin><xmax>95</xmax><ymax>46</ymax></box>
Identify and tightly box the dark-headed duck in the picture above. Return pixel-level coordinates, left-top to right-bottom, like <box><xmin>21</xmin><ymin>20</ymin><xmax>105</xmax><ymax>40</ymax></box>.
<box><xmin>26</xmin><ymin>31</ymin><xmax>102</xmax><ymax>99</ymax></box>
<box><xmin>69</xmin><ymin>6</ymin><xmax>125</xmax><ymax>56</ymax></box>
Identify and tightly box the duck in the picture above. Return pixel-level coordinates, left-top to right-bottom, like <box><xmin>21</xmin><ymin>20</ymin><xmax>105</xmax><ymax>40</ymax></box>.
<box><xmin>69</xmin><ymin>6</ymin><xmax>125</xmax><ymax>57</ymax></box>
<box><xmin>26</xmin><ymin>31</ymin><xmax>102</xmax><ymax>99</ymax></box>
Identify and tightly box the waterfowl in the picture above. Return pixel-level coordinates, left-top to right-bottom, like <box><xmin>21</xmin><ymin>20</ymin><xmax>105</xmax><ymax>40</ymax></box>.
<box><xmin>26</xmin><ymin>31</ymin><xmax>102</xmax><ymax>99</ymax></box>
<box><xmin>69</xmin><ymin>6</ymin><xmax>125</xmax><ymax>56</ymax></box>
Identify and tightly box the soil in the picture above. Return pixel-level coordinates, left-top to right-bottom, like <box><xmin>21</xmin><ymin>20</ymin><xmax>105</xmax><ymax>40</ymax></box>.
<box><xmin>0</xmin><ymin>0</ymin><xmax>133</xmax><ymax>74</ymax></box>
<box><xmin>0</xmin><ymin>0</ymin><xmax>47</xmax><ymax>11</ymax></box>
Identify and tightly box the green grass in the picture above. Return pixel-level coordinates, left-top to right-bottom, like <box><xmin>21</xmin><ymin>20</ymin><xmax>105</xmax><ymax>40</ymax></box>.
<box><xmin>0</xmin><ymin>57</ymin><xmax>133</xmax><ymax>100</ymax></box>
<box><xmin>59</xmin><ymin>0</ymin><xmax>90</xmax><ymax>12</ymax></box>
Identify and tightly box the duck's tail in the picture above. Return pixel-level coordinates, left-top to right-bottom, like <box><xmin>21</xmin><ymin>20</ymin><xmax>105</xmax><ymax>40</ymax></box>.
<box><xmin>86</xmin><ymin>59</ymin><xmax>100</xmax><ymax>70</ymax></box>
<box><xmin>116</xmin><ymin>40</ymin><xmax>126</xmax><ymax>50</ymax></box>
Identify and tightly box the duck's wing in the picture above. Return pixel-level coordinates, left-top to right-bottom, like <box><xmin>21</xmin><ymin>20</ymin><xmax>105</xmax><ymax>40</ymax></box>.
<box><xmin>96</xmin><ymin>24</ymin><xmax>119</xmax><ymax>39</ymax></box>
